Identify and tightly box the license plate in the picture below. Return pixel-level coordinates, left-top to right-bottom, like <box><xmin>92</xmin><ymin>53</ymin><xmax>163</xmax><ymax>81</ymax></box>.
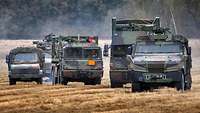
<box><xmin>143</xmin><ymin>73</ymin><xmax>167</xmax><ymax>80</ymax></box>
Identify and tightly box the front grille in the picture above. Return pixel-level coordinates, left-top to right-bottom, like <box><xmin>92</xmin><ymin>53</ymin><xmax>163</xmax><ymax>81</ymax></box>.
<box><xmin>148</xmin><ymin>63</ymin><xmax>164</xmax><ymax>73</ymax></box>
<box><xmin>12</xmin><ymin>69</ymin><xmax>39</xmax><ymax>74</ymax></box>
<box><xmin>148</xmin><ymin>68</ymin><xmax>164</xmax><ymax>73</ymax></box>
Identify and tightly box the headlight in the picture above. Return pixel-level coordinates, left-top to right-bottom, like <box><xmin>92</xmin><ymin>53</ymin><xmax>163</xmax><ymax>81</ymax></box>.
<box><xmin>133</xmin><ymin>56</ymin><xmax>145</xmax><ymax>62</ymax></box>
<box><xmin>130</xmin><ymin>64</ymin><xmax>147</xmax><ymax>72</ymax></box>
<box><xmin>166</xmin><ymin>62</ymin><xmax>184</xmax><ymax>72</ymax></box>
<box><xmin>168</xmin><ymin>56</ymin><xmax>182</xmax><ymax>63</ymax></box>
<box><xmin>39</xmin><ymin>70</ymin><xmax>43</xmax><ymax>75</ymax></box>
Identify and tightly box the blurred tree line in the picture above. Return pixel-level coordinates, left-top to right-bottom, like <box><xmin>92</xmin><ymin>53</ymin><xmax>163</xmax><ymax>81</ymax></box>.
<box><xmin>0</xmin><ymin>0</ymin><xmax>199</xmax><ymax>39</ymax></box>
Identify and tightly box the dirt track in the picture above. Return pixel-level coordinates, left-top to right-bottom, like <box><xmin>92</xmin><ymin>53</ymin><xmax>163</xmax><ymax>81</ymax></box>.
<box><xmin>0</xmin><ymin>40</ymin><xmax>200</xmax><ymax>113</ymax></box>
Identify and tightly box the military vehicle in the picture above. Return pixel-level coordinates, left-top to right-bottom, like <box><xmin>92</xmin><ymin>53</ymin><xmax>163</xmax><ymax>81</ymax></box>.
<box><xmin>33</xmin><ymin>34</ymin><xmax>55</xmax><ymax>84</ymax></box>
<box><xmin>51</xmin><ymin>36</ymin><xmax>103</xmax><ymax>85</ymax></box>
<box><xmin>110</xmin><ymin>17</ymin><xmax>161</xmax><ymax>88</ymax></box>
<box><xmin>6</xmin><ymin>47</ymin><xmax>45</xmax><ymax>85</ymax></box>
<box><xmin>127</xmin><ymin>26</ymin><xmax>192</xmax><ymax>92</ymax></box>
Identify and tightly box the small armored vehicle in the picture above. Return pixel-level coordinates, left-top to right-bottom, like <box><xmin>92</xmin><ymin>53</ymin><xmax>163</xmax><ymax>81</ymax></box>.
<box><xmin>52</xmin><ymin>36</ymin><xmax>103</xmax><ymax>85</ymax></box>
<box><xmin>110</xmin><ymin>17</ymin><xmax>160</xmax><ymax>88</ymax></box>
<box><xmin>6</xmin><ymin>47</ymin><xmax>45</xmax><ymax>85</ymax></box>
<box><xmin>127</xmin><ymin>27</ymin><xmax>192</xmax><ymax>92</ymax></box>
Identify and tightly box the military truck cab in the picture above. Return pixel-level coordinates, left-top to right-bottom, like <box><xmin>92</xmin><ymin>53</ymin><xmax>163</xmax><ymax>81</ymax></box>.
<box><xmin>52</xmin><ymin>36</ymin><xmax>103</xmax><ymax>85</ymax></box>
<box><xmin>6</xmin><ymin>47</ymin><xmax>45</xmax><ymax>85</ymax></box>
<box><xmin>127</xmin><ymin>32</ymin><xmax>192</xmax><ymax>92</ymax></box>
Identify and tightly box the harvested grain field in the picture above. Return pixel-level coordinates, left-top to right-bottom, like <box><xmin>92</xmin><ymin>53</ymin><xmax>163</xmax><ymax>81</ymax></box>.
<box><xmin>0</xmin><ymin>39</ymin><xmax>200</xmax><ymax>113</ymax></box>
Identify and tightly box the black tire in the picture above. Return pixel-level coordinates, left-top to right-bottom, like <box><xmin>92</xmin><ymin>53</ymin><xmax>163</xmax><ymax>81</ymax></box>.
<box><xmin>84</xmin><ymin>80</ymin><xmax>95</xmax><ymax>85</ymax></box>
<box><xmin>84</xmin><ymin>81</ymin><xmax>92</xmax><ymax>85</ymax></box>
<box><xmin>110</xmin><ymin>81</ymin><xmax>123</xmax><ymax>88</ymax></box>
<box><xmin>9</xmin><ymin>78</ymin><xmax>16</xmax><ymax>85</ymax></box>
<box><xmin>95</xmin><ymin>77</ymin><xmax>101</xmax><ymax>85</ymax></box>
<box><xmin>54</xmin><ymin>77</ymin><xmax>58</xmax><ymax>84</ymax></box>
<box><xmin>176</xmin><ymin>73</ymin><xmax>185</xmax><ymax>91</ymax></box>
<box><xmin>84</xmin><ymin>78</ymin><xmax>101</xmax><ymax>85</ymax></box>
<box><xmin>132</xmin><ymin>83</ymin><xmax>143</xmax><ymax>92</ymax></box>
<box><xmin>61</xmin><ymin>78</ymin><xmax>68</xmax><ymax>85</ymax></box>
<box><xmin>185</xmin><ymin>74</ymin><xmax>192</xmax><ymax>90</ymax></box>
<box><xmin>142</xmin><ymin>84</ymin><xmax>151</xmax><ymax>91</ymax></box>
<box><xmin>36</xmin><ymin>78</ymin><xmax>43</xmax><ymax>84</ymax></box>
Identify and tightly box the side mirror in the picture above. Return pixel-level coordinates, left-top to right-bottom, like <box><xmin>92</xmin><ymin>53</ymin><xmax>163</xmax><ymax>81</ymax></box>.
<box><xmin>6</xmin><ymin>55</ymin><xmax>9</xmax><ymax>63</ymax></box>
<box><xmin>188</xmin><ymin>47</ymin><xmax>191</xmax><ymax>55</ymax></box>
<box><xmin>126</xmin><ymin>55</ymin><xmax>133</xmax><ymax>64</ymax></box>
<box><xmin>127</xmin><ymin>46</ymin><xmax>132</xmax><ymax>55</ymax></box>
<box><xmin>103</xmin><ymin>44</ymin><xmax>109</xmax><ymax>57</ymax></box>
<box><xmin>33</xmin><ymin>41</ymin><xmax>39</xmax><ymax>45</ymax></box>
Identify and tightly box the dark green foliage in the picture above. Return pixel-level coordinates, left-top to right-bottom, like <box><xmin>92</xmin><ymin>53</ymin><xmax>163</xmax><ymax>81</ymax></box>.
<box><xmin>0</xmin><ymin>0</ymin><xmax>199</xmax><ymax>39</ymax></box>
<box><xmin>0</xmin><ymin>0</ymin><xmax>125</xmax><ymax>39</ymax></box>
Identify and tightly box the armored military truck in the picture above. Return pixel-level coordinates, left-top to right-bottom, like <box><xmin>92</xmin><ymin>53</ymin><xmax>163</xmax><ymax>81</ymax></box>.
<box><xmin>127</xmin><ymin>27</ymin><xmax>192</xmax><ymax>92</ymax></box>
<box><xmin>6</xmin><ymin>47</ymin><xmax>45</xmax><ymax>85</ymax></box>
<box><xmin>110</xmin><ymin>17</ymin><xmax>161</xmax><ymax>88</ymax></box>
<box><xmin>51</xmin><ymin>36</ymin><xmax>103</xmax><ymax>85</ymax></box>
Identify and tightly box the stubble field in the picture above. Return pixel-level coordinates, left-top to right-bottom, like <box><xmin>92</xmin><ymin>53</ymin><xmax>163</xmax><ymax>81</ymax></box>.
<box><xmin>0</xmin><ymin>39</ymin><xmax>200</xmax><ymax>113</ymax></box>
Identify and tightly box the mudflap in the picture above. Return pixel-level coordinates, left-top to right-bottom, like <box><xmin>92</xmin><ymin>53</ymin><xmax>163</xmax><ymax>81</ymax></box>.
<box><xmin>110</xmin><ymin>70</ymin><xmax>131</xmax><ymax>85</ymax></box>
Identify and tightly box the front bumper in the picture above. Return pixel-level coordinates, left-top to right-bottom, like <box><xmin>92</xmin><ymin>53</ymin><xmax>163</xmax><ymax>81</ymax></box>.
<box><xmin>110</xmin><ymin>70</ymin><xmax>131</xmax><ymax>84</ymax></box>
<box><xmin>9</xmin><ymin>74</ymin><xmax>43</xmax><ymax>80</ymax></box>
<box><xmin>62</xmin><ymin>70</ymin><xmax>103</xmax><ymax>79</ymax></box>
<box><xmin>130</xmin><ymin>71</ymin><xmax>182</xmax><ymax>83</ymax></box>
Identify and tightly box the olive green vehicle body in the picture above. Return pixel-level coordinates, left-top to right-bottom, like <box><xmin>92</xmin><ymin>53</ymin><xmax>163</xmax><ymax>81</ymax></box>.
<box><xmin>6</xmin><ymin>47</ymin><xmax>45</xmax><ymax>85</ymax></box>
<box><xmin>51</xmin><ymin>36</ymin><xmax>103</xmax><ymax>85</ymax></box>
<box><xmin>127</xmin><ymin>29</ymin><xmax>192</xmax><ymax>92</ymax></box>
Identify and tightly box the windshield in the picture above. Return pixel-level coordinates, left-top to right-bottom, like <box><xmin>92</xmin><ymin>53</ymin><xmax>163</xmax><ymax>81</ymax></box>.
<box><xmin>136</xmin><ymin>43</ymin><xmax>181</xmax><ymax>54</ymax></box>
<box><xmin>112</xmin><ymin>31</ymin><xmax>146</xmax><ymax>45</ymax></box>
<box><xmin>64</xmin><ymin>47</ymin><xmax>82</xmax><ymax>58</ymax></box>
<box><xmin>84</xmin><ymin>48</ymin><xmax>101</xmax><ymax>59</ymax></box>
<box><xmin>112</xmin><ymin>45</ymin><xmax>130</xmax><ymax>57</ymax></box>
<box><xmin>14</xmin><ymin>53</ymin><xmax>38</xmax><ymax>63</ymax></box>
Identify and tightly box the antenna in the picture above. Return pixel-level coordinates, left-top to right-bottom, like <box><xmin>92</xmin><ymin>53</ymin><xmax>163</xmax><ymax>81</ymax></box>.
<box><xmin>78</xmin><ymin>34</ymin><xmax>80</xmax><ymax>41</ymax></box>
<box><xmin>170</xmin><ymin>8</ymin><xmax>178</xmax><ymax>34</ymax></box>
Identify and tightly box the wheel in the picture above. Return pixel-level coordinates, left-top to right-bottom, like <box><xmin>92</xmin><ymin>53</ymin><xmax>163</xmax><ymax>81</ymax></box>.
<box><xmin>110</xmin><ymin>81</ymin><xmax>123</xmax><ymax>88</ymax></box>
<box><xmin>84</xmin><ymin>80</ymin><xmax>95</xmax><ymax>85</ymax></box>
<box><xmin>95</xmin><ymin>77</ymin><xmax>101</xmax><ymax>85</ymax></box>
<box><xmin>52</xmin><ymin>66</ymin><xmax>59</xmax><ymax>84</ymax></box>
<box><xmin>54</xmin><ymin>77</ymin><xmax>59</xmax><ymax>84</ymax></box>
<box><xmin>36</xmin><ymin>78</ymin><xmax>43</xmax><ymax>84</ymax></box>
<box><xmin>9</xmin><ymin>78</ymin><xmax>16</xmax><ymax>85</ymax></box>
<box><xmin>142</xmin><ymin>84</ymin><xmax>151</xmax><ymax>91</ymax></box>
<box><xmin>132</xmin><ymin>83</ymin><xmax>143</xmax><ymax>92</ymax></box>
<box><xmin>84</xmin><ymin>78</ymin><xmax>101</xmax><ymax>85</ymax></box>
<box><xmin>84</xmin><ymin>81</ymin><xmax>92</xmax><ymax>85</ymax></box>
<box><xmin>185</xmin><ymin>74</ymin><xmax>192</xmax><ymax>90</ymax></box>
<box><xmin>176</xmin><ymin>73</ymin><xmax>185</xmax><ymax>92</ymax></box>
<box><xmin>61</xmin><ymin>78</ymin><xmax>68</xmax><ymax>85</ymax></box>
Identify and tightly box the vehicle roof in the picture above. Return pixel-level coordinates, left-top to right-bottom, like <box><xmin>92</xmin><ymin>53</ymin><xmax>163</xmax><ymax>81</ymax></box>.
<box><xmin>111</xmin><ymin>31</ymin><xmax>146</xmax><ymax>45</ymax></box>
<box><xmin>63</xmin><ymin>43</ymin><xmax>100</xmax><ymax>48</ymax></box>
<box><xmin>9</xmin><ymin>47</ymin><xmax>43</xmax><ymax>55</ymax></box>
